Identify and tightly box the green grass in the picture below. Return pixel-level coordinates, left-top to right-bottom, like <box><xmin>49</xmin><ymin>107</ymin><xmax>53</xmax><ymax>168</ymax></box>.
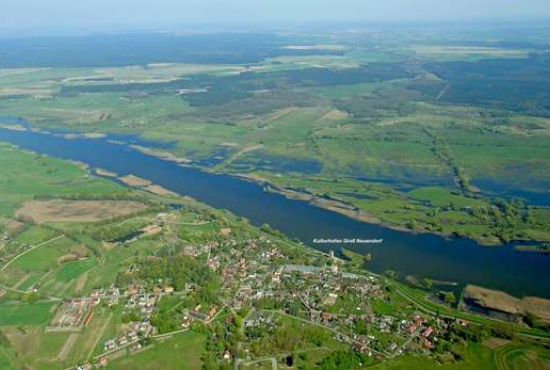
<box><xmin>0</xmin><ymin>302</ymin><xmax>54</xmax><ymax>325</ymax></box>
<box><xmin>372</xmin><ymin>343</ymin><xmax>497</xmax><ymax>369</ymax></box>
<box><xmin>0</xmin><ymin>344</ymin><xmax>20</xmax><ymax>370</ymax></box>
<box><xmin>10</xmin><ymin>236</ymin><xmax>73</xmax><ymax>272</ymax></box>
<box><xmin>10</xmin><ymin>226</ymin><xmax>58</xmax><ymax>246</ymax></box>
<box><xmin>105</xmin><ymin>332</ymin><xmax>206</xmax><ymax>370</ymax></box>
<box><xmin>493</xmin><ymin>342</ymin><xmax>550</xmax><ymax>370</ymax></box>
<box><xmin>53</xmin><ymin>258</ymin><xmax>98</xmax><ymax>283</ymax></box>
<box><xmin>158</xmin><ymin>295</ymin><xmax>185</xmax><ymax>312</ymax></box>
<box><xmin>408</xmin><ymin>187</ymin><xmax>484</xmax><ymax>208</ymax></box>
<box><xmin>0</xmin><ymin>142</ymin><xmax>129</xmax><ymax>217</ymax></box>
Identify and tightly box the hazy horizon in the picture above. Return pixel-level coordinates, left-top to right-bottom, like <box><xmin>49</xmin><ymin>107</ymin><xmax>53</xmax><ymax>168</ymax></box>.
<box><xmin>2</xmin><ymin>0</ymin><xmax>550</xmax><ymax>35</ymax></box>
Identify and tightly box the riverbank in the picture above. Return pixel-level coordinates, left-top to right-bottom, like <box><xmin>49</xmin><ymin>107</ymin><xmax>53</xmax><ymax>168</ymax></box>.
<box><xmin>514</xmin><ymin>245</ymin><xmax>550</xmax><ymax>255</ymax></box>
<box><xmin>236</xmin><ymin>173</ymin><xmax>507</xmax><ymax>247</ymax></box>
<box><xmin>3</xmin><ymin>123</ymin><xmax>548</xmax><ymax>248</ymax></box>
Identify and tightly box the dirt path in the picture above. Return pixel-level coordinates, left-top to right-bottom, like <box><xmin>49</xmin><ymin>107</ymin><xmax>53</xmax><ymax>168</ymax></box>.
<box><xmin>74</xmin><ymin>271</ymin><xmax>89</xmax><ymax>293</ymax></box>
<box><xmin>436</xmin><ymin>83</ymin><xmax>450</xmax><ymax>100</ymax></box>
<box><xmin>215</xmin><ymin>144</ymin><xmax>264</xmax><ymax>170</ymax></box>
<box><xmin>57</xmin><ymin>333</ymin><xmax>79</xmax><ymax>361</ymax></box>
<box><xmin>86</xmin><ymin>312</ymin><xmax>113</xmax><ymax>359</ymax></box>
<box><xmin>0</xmin><ymin>235</ymin><xmax>65</xmax><ymax>274</ymax></box>
<box><xmin>11</xmin><ymin>273</ymin><xmax>31</xmax><ymax>290</ymax></box>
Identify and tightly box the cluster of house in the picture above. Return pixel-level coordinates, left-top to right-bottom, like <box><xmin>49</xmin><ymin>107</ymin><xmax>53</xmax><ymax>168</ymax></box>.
<box><xmin>49</xmin><ymin>297</ymin><xmax>98</xmax><ymax>330</ymax></box>
<box><xmin>244</xmin><ymin>311</ymin><xmax>276</xmax><ymax>329</ymax></box>
<box><xmin>76</xmin><ymin>355</ymin><xmax>112</xmax><ymax>369</ymax></box>
<box><xmin>219</xmin><ymin>253</ymin><xmax>447</xmax><ymax>359</ymax></box>
<box><xmin>189</xmin><ymin>304</ymin><xmax>219</xmax><ymax>322</ymax></box>
<box><xmin>125</xmin><ymin>292</ymin><xmax>158</xmax><ymax>315</ymax></box>
<box><xmin>399</xmin><ymin>316</ymin><xmax>438</xmax><ymax>350</ymax></box>
<box><xmin>103</xmin><ymin>323</ymin><xmax>150</xmax><ymax>352</ymax></box>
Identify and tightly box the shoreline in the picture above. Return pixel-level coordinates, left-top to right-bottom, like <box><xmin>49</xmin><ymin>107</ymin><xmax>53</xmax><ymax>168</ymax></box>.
<box><xmin>233</xmin><ymin>173</ymin><xmax>508</xmax><ymax>247</ymax></box>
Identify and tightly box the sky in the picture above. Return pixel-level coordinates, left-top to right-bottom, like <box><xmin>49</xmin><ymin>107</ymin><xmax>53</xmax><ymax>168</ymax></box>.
<box><xmin>2</xmin><ymin>0</ymin><xmax>550</xmax><ymax>32</ymax></box>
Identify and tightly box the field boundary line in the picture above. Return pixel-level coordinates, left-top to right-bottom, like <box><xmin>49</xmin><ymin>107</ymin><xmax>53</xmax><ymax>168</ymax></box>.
<box><xmin>0</xmin><ymin>234</ymin><xmax>65</xmax><ymax>273</ymax></box>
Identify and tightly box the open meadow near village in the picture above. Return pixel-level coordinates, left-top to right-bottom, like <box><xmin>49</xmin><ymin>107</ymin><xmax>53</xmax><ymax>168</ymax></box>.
<box><xmin>0</xmin><ymin>12</ymin><xmax>550</xmax><ymax>370</ymax></box>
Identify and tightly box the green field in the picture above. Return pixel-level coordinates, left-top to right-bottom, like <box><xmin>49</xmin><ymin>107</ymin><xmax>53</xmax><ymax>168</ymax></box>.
<box><xmin>105</xmin><ymin>332</ymin><xmax>206</xmax><ymax>370</ymax></box>
<box><xmin>0</xmin><ymin>302</ymin><xmax>54</xmax><ymax>325</ymax></box>
<box><xmin>0</xmin><ymin>142</ymin><xmax>128</xmax><ymax>216</ymax></box>
<box><xmin>10</xmin><ymin>236</ymin><xmax>74</xmax><ymax>272</ymax></box>
<box><xmin>53</xmin><ymin>258</ymin><xmax>98</xmax><ymax>283</ymax></box>
<box><xmin>372</xmin><ymin>343</ymin><xmax>497</xmax><ymax>370</ymax></box>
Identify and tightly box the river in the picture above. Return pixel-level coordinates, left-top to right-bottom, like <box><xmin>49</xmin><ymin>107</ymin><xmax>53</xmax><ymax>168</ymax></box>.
<box><xmin>0</xmin><ymin>127</ymin><xmax>549</xmax><ymax>299</ymax></box>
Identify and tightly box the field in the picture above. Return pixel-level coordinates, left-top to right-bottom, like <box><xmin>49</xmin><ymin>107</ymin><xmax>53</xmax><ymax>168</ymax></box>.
<box><xmin>16</xmin><ymin>199</ymin><xmax>148</xmax><ymax>224</ymax></box>
<box><xmin>0</xmin><ymin>302</ymin><xmax>54</xmax><ymax>325</ymax></box>
<box><xmin>105</xmin><ymin>332</ymin><xmax>206</xmax><ymax>370</ymax></box>
<box><xmin>0</xmin><ymin>142</ymin><xmax>128</xmax><ymax>216</ymax></box>
<box><xmin>370</xmin><ymin>341</ymin><xmax>550</xmax><ymax>370</ymax></box>
<box><xmin>493</xmin><ymin>342</ymin><xmax>550</xmax><ymax>370</ymax></box>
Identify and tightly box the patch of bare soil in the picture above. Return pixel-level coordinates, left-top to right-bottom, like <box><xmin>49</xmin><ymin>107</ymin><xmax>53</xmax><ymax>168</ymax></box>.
<box><xmin>483</xmin><ymin>337</ymin><xmax>510</xmax><ymax>349</ymax></box>
<box><xmin>144</xmin><ymin>184</ymin><xmax>178</xmax><ymax>197</ymax></box>
<box><xmin>95</xmin><ymin>168</ymin><xmax>118</xmax><ymax>177</ymax></box>
<box><xmin>129</xmin><ymin>145</ymin><xmax>192</xmax><ymax>164</ymax></box>
<box><xmin>57</xmin><ymin>254</ymin><xmax>79</xmax><ymax>264</ymax></box>
<box><xmin>2</xmin><ymin>326</ymin><xmax>40</xmax><ymax>357</ymax></box>
<box><xmin>464</xmin><ymin>285</ymin><xmax>521</xmax><ymax>315</ymax></box>
<box><xmin>320</xmin><ymin>109</ymin><xmax>348</xmax><ymax>121</ymax></box>
<box><xmin>521</xmin><ymin>297</ymin><xmax>550</xmax><ymax>322</ymax></box>
<box><xmin>464</xmin><ymin>285</ymin><xmax>550</xmax><ymax>323</ymax></box>
<box><xmin>16</xmin><ymin>199</ymin><xmax>148</xmax><ymax>224</ymax></box>
<box><xmin>57</xmin><ymin>333</ymin><xmax>79</xmax><ymax>360</ymax></box>
<box><xmin>0</xmin><ymin>124</ymin><xmax>27</xmax><ymax>131</ymax></box>
<box><xmin>142</xmin><ymin>224</ymin><xmax>162</xmax><ymax>237</ymax></box>
<box><xmin>119</xmin><ymin>174</ymin><xmax>152</xmax><ymax>187</ymax></box>
<box><xmin>4</xmin><ymin>218</ymin><xmax>25</xmax><ymax>232</ymax></box>
<box><xmin>69</xmin><ymin>244</ymin><xmax>91</xmax><ymax>258</ymax></box>
<box><xmin>74</xmin><ymin>271</ymin><xmax>89</xmax><ymax>293</ymax></box>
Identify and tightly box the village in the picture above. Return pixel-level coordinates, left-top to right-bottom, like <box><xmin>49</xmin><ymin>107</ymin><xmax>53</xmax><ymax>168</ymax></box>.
<box><xmin>61</xmin><ymin>225</ymin><xmax>453</xmax><ymax>370</ymax></box>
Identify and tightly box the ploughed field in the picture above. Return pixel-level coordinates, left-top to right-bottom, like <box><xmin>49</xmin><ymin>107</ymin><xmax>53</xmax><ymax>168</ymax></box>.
<box><xmin>16</xmin><ymin>200</ymin><xmax>148</xmax><ymax>224</ymax></box>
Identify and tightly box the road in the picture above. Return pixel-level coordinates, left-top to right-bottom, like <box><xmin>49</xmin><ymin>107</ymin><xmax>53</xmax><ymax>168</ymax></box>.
<box><xmin>0</xmin><ymin>234</ymin><xmax>65</xmax><ymax>273</ymax></box>
<box><xmin>0</xmin><ymin>234</ymin><xmax>65</xmax><ymax>294</ymax></box>
<box><xmin>234</xmin><ymin>308</ymin><xmax>256</xmax><ymax>370</ymax></box>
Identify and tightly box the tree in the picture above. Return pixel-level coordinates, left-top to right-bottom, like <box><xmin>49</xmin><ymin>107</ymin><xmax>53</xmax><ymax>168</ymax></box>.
<box><xmin>407</xmin><ymin>220</ymin><xmax>418</xmax><ymax>230</ymax></box>
<box><xmin>442</xmin><ymin>291</ymin><xmax>457</xmax><ymax>306</ymax></box>
<box><xmin>423</xmin><ymin>278</ymin><xmax>433</xmax><ymax>289</ymax></box>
